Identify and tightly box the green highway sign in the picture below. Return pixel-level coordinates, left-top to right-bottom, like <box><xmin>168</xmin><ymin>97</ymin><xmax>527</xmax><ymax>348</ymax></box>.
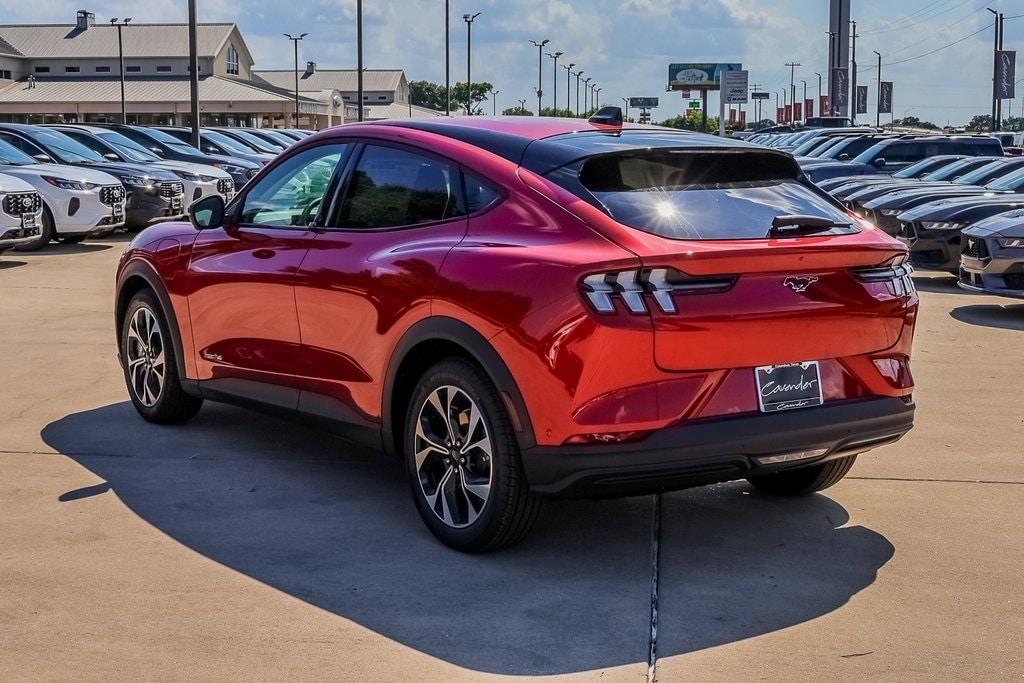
<box><xmin>688</xmin><ymin>100</ymin><xmax>701</xmax><ymax>109</ymax></box>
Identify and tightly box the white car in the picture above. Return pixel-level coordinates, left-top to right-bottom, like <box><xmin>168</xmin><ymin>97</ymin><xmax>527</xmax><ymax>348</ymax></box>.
<box><xmin>49</xmin><ymin>125</ymin><xmax>235</xmax><ymax>207</ymax></box>
<box><xmin>0</xmin><ymin>172</ymin><xmax>44</xmax><ymax>252</ymax></box>
<box><xmin>0</xmin><ymin>138</ymin><xmax>125</xmax><ymax>250</ymax></box>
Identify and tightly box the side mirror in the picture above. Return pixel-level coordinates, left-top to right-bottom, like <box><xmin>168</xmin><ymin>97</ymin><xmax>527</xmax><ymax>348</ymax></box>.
<box><xmin>838</xmin><ymin>153</ymin><xmax>850</xmax><ymax>160</ymax></box>
<box><xmin>873</xmin><ymin>157</ymin><xmax>887</xmax><ymax>169</ymax></box>
<box><xmin>150</xmin><ymin>147</ymin><xmax>166</xmax><ymax>157</ymax></box>
<box><xmin>103</xmin><ymin>152</ymin><xmax>120</xmax><ymax>161</ymax></box>
<box><xmin>33</xmin><ymin>153</ymin><xmax>53</xmax><ymax>163</ymax></box>
<box><xmin>189</xmin><ymin>194</ymin><xmax>225</xmax><ymax>230</ymax></box>
<box><xmin>202</xmin><ymin>145</ymin><xmax>218</xmax><ymax>154</ymax></box>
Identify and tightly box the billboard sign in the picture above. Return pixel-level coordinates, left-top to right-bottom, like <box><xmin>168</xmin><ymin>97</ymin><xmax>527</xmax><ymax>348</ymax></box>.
<box><xmin>668</xmin><ymin>63</ymin><xmax>742</xmax><ymax>90</ymax></box>
<box><xmin>751</xmin><ymin>91</ymin><xmax>770</xmax><ymax>100</ymax></box>
<box><xmin>856</xmin><ymin>85</ymin><xmax>868</xmax><ymax>114</ymax></box>
<box><xmin>879</xmin><ymin>82</ymin><xmax>893</xmax><ymax>114</ymax></box>
<box><xmin>721</xmin><ymin>70</ymin><xmax>749</xmax><ymax>103</ymax></box>
<box><xmin>997</xmin><ymin>51</ymin><xmax>1016</xmax><ymax>100</ymax></box>
<box><xmin>629</xmin><ymin>97</ymin><xmax>660</xmax><ymax>109</ymax></box>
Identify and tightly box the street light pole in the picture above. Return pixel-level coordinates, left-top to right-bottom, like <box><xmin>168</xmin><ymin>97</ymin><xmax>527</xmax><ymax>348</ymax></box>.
<box><xmin>622</xmin><ymin>97</ymin><xmax>629</xmax><ymax>121</ymax></box>
<box><xmin>873</xmin><ymin>50</ymin><xmax>882</xmax><ymax>128</ymax></box>
<box><xmin>583</xmin><ymin>77</ymin><xmax>591</xmax><ymax>114</ymax></box>
<box><xmin>814</xmin><ymin>71</ymin><xmax>822</xmax><ymax>117</ymax></box>
<box><xmin>547</xmin><ymin>51</ymin><xmax>563</xmax><ymax>116</ymax></box>
<box><xmin>563</xmin><ymin>62</ymin><xmax>575</xmax><ymax>115</ymax></box>
<box><xmin>529</xmin><ymin>39</ymin><xmax>549</xmax><ymax>116</ymax></box>
<box><xmin>987</xmin><ymin>8</ymin><xmax>1001</xmax><ymax>131</ymax></box>
<box><xmin>801</xmin><ymin>79</ymin><xmax>807</xmax><ymax>123</ymax></box>
<box><xmin>490</xmin><ymin>88</ymin><xmax>499</xmax><ymax>115</ymax></box>
<box><xmin>356</xmin><ymin>0</ymin><xmax>364</xmax><ymax>121</ymax></box>
<box><xmin>518</xmin><ymin>98</ymin><xmax>527</xmax><ymax>114</ymax></box>
<box><xmin>187</xmin><ymin>1</ymin><xmax>199</xmax><ymax>145</ymax></box>
<box><xmin>464</xmin><ymin>12</ymin><xmax>481</xmax><ymax>115</ymax></box>
<box><xmin>110</xmin><ymin>18</ymin><xmax>131</xmax><ymax>125</ymax></box>
<box><xmin>594</xmin><ymin>87</ymin><xmax>601</xmax><ymax>109</ymax></box>
<box><xmin>284</xmin><ymin>33</ymin><xmax>308</xmax><ymax>128</ymax></box>
<box><xmin>445</xmin><ymin>0</ymin><xmax>450</xmax><ymax>115</ymax></box>
<box><xmin>785</xmin><ymin>61</ymin><xmax>800</xmax><ymax>125</ymax></box>
<box><xmin>575</xmin><ymin>70</ymin><xmax>584</xmax><ymax>117</ymax></box>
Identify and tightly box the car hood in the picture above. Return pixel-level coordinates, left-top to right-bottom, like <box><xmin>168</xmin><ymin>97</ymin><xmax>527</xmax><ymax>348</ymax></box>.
<box><xmin>150</xmin><ymin>160</ymin><xmax>231</xmax><ymax>179</ymax></box>
<box><xmin>0</xmin><ymin>171</ymin><xmax>37</xmax><ymax>193</ymax></box>
<box><xmin>0</xmin><ymin>163</ymin><xmax>121</xmax><ymax>184</ymax></box>
<box><xmin>83</xmin><ymin>161</ymin><xmax>179</xmax><ymax>181</ymax></box>
<box><xmin>962</xmin><ymin>208</ymin><xmax>1024</xmax><ymax>237</ymax></box>
<box><xmin>900</xmin><ymin>193</ymin><xmax>1024</xmax><ymax>222</ymax></box>
<box><xmin>821</xmin><ymin>174</ymin><xmax>891</xmax><ymax>189</ymax></box>
<box><xmin>864</xmin><ymin>185</ymin><xmax>993</xmax><ymax>210</ymax></box>
<box><xmin>200</xmin><ymin>153</ymin><xmax>260</xmax><ymax>169</ymax></box>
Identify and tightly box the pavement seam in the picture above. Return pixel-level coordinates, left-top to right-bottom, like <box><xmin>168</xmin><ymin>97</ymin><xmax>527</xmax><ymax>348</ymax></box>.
<box><xmin>849</xmin><ymin>476</ymin><xmax>1024</xmax><ymax>485</ymax></box>
<box><xmin>647</xmin><ymin>493</ymin><xmax>662</xmax><ymax>683</ymax></box>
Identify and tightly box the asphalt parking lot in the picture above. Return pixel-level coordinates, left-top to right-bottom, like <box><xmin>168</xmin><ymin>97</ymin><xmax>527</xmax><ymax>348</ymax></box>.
<box><xmin>1</xmin><ymin>238</ymin><xmax>1022</xmax><ymax>680</ymax></box>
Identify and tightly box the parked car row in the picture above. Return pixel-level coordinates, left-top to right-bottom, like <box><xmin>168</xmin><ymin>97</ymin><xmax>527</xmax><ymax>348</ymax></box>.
<box><xmin>761</xmin><ymin>129</ymin><xmax>1024</xmax><ymax>299</ymax></box>
<box><xmin>0</xmin><ymin>124</ymin><xmax>312</xmax><ymax>253</ymax></box>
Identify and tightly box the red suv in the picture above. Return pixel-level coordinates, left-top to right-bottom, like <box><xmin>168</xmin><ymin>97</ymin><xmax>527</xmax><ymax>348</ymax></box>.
<box><xmin>115</xmin><ymin>114</ymin><xmax>918</xmax><ymax>551</ymax></box>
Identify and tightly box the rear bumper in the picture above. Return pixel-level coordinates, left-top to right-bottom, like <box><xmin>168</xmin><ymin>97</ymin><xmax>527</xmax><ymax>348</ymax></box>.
<box><xmin>521</xmin><ymin>397</ymin><xmax>914</xmax><ymax>497</ymax></box>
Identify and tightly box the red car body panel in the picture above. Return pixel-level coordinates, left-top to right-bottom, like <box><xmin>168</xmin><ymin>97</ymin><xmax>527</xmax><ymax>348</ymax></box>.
<box><xmin>116</xmin><ymin>118</ymin><xmax>917</xmax><ymax>458</ymax></box>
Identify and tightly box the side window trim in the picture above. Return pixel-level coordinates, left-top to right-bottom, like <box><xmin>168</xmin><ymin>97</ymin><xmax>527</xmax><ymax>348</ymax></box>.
<box><xmin>233</xmin><ymin>141</ymin><xmax>354</xmax><ymax>232</ymax></box>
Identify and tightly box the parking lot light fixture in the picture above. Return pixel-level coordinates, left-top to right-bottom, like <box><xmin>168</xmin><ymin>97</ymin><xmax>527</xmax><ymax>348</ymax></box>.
<box><xmin>563</xmin><ymin>62</ymin><xmax>575</xmax><ymax>114</ymax></box>
<box><xmin>110</xmin><ymin>18</ymin><xmax>131</xmax><ymax>125</ymax></box>
<box><xmin>283</xmin><ymin>33</ymin><xmax>308</xmax><ymax>127</ymax></box>
<box><xmin>547</xmin><ymin>51</ymin><xmax>563</xmax><ymax>116</ymax></box>
<box><xmin>529</xmin><ymin>39</ymin><xmax>549</xmax><ymax>116</ymax></box>
<box><xmin>464</xmin><ymin>12</ymin><xmax>481</xmax><ymax>116</ymax></box>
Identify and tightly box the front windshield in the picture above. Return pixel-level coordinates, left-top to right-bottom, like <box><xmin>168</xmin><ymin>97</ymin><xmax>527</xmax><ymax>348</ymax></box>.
<box><xmin>25</xmin><ymin>128</ymin><xmax>105</xmax><ymax>163</ymax></box>
<box><xmin>0</xmin><ymin>138</ymin><xmax>37</xmax><ymax>165</ymax></box>
<box><xmin>986</xmin><ymin>167</ymin><xmax>1024</xmax><ymax>191</ymax></box>
<box><xmin>811</xmin><ymin>137</ymin><xmax>854</xmax><ymax>158</ymax></box>
<box><xmin>142</xmin><ymin>127</ymin><xmax>204</xmax><ymax>154</ymax></box>
<box><xmin>97</xmin><ymin>131</ymin><xmax>161</xmax><ymax>162</ymax></box>
<box><xmin>225</xmin><ymin>130</ymin><xmax>279</xmax><ymax>153</ymax></box>
<box><xmin>893</xmin><ymin>157</ymin><xmax>954</xmax><ymax>179</ymax></box>
<box><xmin>924</xmin><ymin>158</ymin><xmax>984</xmax><ymax>181</ymax></box>
<box><xmin>201</xmin><ymin>130</ymin><xmax>257</xmax><ymax>155</ymax></box>
<box><xmin>951</xmin><ymin>160</ymin><xmax>1013</xmax><ymax>186</ymax></box>
<box><xmin>852</xmin><ymin>142</ymin><xmax>891</xmax><ymax>164</ymax></box>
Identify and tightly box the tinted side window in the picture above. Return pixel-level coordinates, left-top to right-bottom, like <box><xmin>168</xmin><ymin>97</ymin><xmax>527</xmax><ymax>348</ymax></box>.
<box><xmin>337</xmin><ymin>145</ymin><xmax>464</xmax><ymax>229</ymax></box>
<box><xmin>0</xmin><ymin>133</ymin><xmax>43</xmax><ymax>157</ymax></box>
<box><xmin>62</xmin><ymin>131</ymin><xmax>109</xmax><ymax>157</ymax></box>
<box><xmin>880</xmin><ymin>143</ymin><xmax>924</xmax><ymax>163</ymax></box>
<box><xmin>464</xmin><ymin>174</ymin><xmax>501</xmax><ymax>213</ymax></box>
<box><xmin>240</xmin><ymin>144</ymin><xmax>348</xmax><ymax>227</ymax></box>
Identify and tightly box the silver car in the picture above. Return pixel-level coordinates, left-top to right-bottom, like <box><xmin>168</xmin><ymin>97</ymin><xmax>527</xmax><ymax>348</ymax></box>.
<box><xmin>959</xmin><ymin>208</ymin><xmax>1024</xmax><ymax>298</ymax></box>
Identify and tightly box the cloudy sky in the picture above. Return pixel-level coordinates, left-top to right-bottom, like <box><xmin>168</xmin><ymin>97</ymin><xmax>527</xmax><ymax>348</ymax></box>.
<box><xmin>2</xmin><ymin>0</ymin><xmax>1022</xmax><ymax>125</ymax></box>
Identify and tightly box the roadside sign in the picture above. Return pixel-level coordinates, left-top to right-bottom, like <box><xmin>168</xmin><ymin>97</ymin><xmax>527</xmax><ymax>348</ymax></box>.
<box><xmin>688</xmin><ymin>100</ymin><xmax>701</xmax><ymax>109</ymax></box>
<box><xmin>879</xmin><ymin>82</ymin><xmax>893</xmax><ymax>114</ymax></box>
<box><xmin>721</xmin><ymin>70</ymin><xmax>748</xmax><ymax>104</ymax></box>
<box><xmin>751</xmin><ymin>92</ymin><xmax>770</xmax><ymax>100</ymax></box>
<box><xmin>629</xmin><ymin>97</ymin><xmax>660</xmax><ymax>108</ymax></box>
<box><xmin>668</xmin><ymin>63</ymin><xmax>742</xmax><ymax>90</ymax></box>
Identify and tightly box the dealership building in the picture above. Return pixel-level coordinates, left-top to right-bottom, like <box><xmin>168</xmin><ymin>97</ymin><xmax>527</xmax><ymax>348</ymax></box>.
<box><xmin>0</xmin><ymin>10</ymin><xmax>441</xmax><ymax>128</ymax></box>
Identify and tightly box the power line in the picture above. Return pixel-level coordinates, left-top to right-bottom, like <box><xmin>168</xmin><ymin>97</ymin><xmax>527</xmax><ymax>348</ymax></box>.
<box><xmin>860</xmin><ymin>0</ymin><xmax>975</xmax><ymax>35</ymax></box>
<box><xmin>856</xmin><ymin>23</ymin><xmax>991</xmax><ymax>74</ymax></box>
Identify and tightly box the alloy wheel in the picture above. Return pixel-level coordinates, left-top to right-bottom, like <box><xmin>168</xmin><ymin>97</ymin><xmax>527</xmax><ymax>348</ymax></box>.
<box><xmin>125</xmin><ymin>306</ymin><xmax>166</xmax><ymax>408</ymax></box>
<box><xmin>414</xmin><ymin>385</ymin><xmax>493</xmax><ymax>528</ymax></box>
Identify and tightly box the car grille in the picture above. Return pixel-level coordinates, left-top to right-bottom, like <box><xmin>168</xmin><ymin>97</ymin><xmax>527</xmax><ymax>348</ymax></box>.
<box><xmin>898</xmin><ymin>221</ymin><xmax>917</xmax><ymax>239</ymax></box>
<box><xmin>99</xmin><ymin>185</ymin><xmax>126</xmax><ymax>206</ymax></box>
<box><xmin>961</xmin><ymin>236</ymin><xmax>989</xmax><ymax>260</ymax></box>
<box><xmin>1004</xmin><ymin>271</ymin><xmax>1024</xmax><ymax>291</ymax></box>
<box><xmin>959</xmin><ymin>268</ymin><xmax>984</xmax><ymax>289</ymax></box>
<box><xmin>159</xmin><ymin>181</ymin><xmax>184</xmax><ymax>198</ymax></box>
<box><xmin>2</xmin><ymin>192</ymin><xmax>41</xmax><ymax>216</ymax></box>
<box><xmin>217</xmin><ymin>178</ymin><xmax>234</xmax><ymax>196</ymax></box>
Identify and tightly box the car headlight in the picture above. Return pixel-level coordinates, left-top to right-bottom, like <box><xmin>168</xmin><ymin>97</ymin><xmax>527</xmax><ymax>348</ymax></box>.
<box><xmin>173</xmin><ymin>170</ymin><xmax>216</xmax><ymax>182</ymax></box>
<box><xmin>120</xmin><ymin>175</ymin><xmax>154</xmax><ymax>188</ymax></box>
<box><xmin>919</xmin><ymin>221</ymin><xmax>966</xmax><ymax>231</ymax></box>
<box><xmin>997</xmin><ymin>237</ymin><xmax>1024</xmax><ymax>249</ymax></box>
<box><xmin>212</xmin><ymin>163</ymin><xmax>245</xmax><ymax>176</ymax></box>
<box><xmin>41</xmin><ymin>176</ymin><xmax>97</xmax><ymax>191</ymax></box>
<box><xmin>880</xmin><ymin>209</ymin><xmax>902</xmax><ymax>216</ymax></box>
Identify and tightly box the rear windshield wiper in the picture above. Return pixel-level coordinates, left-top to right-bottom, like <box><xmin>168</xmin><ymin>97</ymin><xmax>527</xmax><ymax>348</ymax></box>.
<box><xmin>768</xmin><ymin>215</ymin><xmax>848</xmax><ymax>237</ymax></box>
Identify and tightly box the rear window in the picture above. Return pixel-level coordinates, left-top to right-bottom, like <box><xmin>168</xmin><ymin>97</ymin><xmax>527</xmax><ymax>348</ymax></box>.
<box><xmin>552</xmin><ymin>150</ymin><xmax>855</xmax><ymax>240</ymax></box>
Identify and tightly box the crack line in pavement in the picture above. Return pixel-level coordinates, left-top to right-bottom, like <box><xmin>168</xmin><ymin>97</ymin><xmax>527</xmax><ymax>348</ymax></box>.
<box><xmin>647</xmin><ymin>493</ymin><xmax>662</xmax><ymax>683</ymax></box>
<box><xmin>849</xmin><ymin>476</ymin><xmax>1024</xmax><ymax>485</ymax></box>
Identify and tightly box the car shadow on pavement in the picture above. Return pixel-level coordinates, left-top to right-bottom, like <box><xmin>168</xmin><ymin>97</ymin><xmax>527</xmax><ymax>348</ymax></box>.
<box><xmin>41</xmin><ymin>402</ymin><xmax>894</xmax><ymax>676</ymax></box>
<box><xmin>912</xmin><ymin>275</ymin><xmax>972</xmax><ymax>295</ymax></box>
<box><xmin>951</xmin><ymin>303</ymin><xmax>1024</xmax><ymax>331</ymax></box>
<box><xmin>0</xmin><ymin>259</ymin><xmax>27</xmax><ymax>270</ymax></box>
<box><xmin>17</xmin><ymin>243</ymin><xmax>112</xmax><ymax>256</ymax></box>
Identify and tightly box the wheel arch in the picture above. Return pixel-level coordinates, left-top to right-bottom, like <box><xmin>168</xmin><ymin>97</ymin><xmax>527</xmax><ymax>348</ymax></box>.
<box><xmin>115</xmin><ymin>259</ymin><xmax>190</xmax><ymax>387</ymax></box>
<box><xmin>382</xmin><ymin>317</ymin><xmax>536</xmax><ymax>459</ymax></box>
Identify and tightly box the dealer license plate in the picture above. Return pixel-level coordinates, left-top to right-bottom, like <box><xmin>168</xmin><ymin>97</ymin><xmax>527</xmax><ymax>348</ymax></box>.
<box><xmin>755</xmin><ymin>361</ymin><xmax>824</xmax><ymax>413</ymax></box>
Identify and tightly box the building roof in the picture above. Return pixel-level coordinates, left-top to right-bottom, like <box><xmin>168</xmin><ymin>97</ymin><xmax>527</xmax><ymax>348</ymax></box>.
<box><xmin>363</xmin><ymin>102</ymin><xmax>445</xmax><ymax>120</ymax></box>
<box><xmin>0</xmin><ymin>35</ymin><xmax>21</xmax><ymax>57</ymax></box>
<box><xmin>0</xmin><ymin>23</ymin><xmax>236</xmax><ymax>59</ymax></box>
<box><xmin>0</xmin><ymin>76</ymin><xmax>320</xmax><ymax>105</ymax></box>
<box><xmin>254</xmin><ymin>68</ymin><xmax>405</xmax><ymax>93</ymax></box>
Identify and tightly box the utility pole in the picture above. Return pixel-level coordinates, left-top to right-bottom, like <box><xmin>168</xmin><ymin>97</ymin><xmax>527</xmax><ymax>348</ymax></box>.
<box><xmin>445</xmin><ymin>0</ymin><xmax>450</xmax><ymax>115</ymax></box>
<box><xmin>850</xmin><ymin>19</ymin><xmax>859</xmax><ymax>124</ymax></box>
<box><xmin>873</xmin><ymin>50</ymin><xmax>882</xmax><ymax>128</ymax></box>
<box><xmin>814</xmin><ymin>71</ymin><xmax>823</xmax><ymax>117</ymax></box>
<box><xmin>548</xmin><ymin>51</ymin><xmax>563</xmax><ymax>115</ymax></box>
<box><xmin>187</xmin><ymin>1</ymin><xmax>199</xmax><ymax>145</ymax></box>
<box><xmin>575</xmin><ymin>70</ymin><xmax>584</xmax><ymax>117</ymax></box>
<box><xmin>988</xmin><ymin>8</ymin><xmax>999</xmax><ymax>131</ymax></box>
<box><xmin>785</xmin><ymin>62</ymin><xmax>800</xmax><ymax>125</ymax></box>
<box><xmin>356</xmin><ymin>0</ymin><xmax>364</xmax><ymax>121</ymax></box>
<box><xmin>594</xmin><ymin>87</ymin><xmax>601</xmax><ymax>109</ymax></box>
<box><xmin>563</xmin><ymin>62</ymin><xmax>575</xmax><ymax>115</ymax></box>
<box><xmin>110</xmin><ymin>17</ymin><xmax>131</xmax><ymax>125</ymax></box>
<box><xmin>583</xmin><ymin>77</ymin><xmax>592</xmax><ymax>114</ymax></box>
<box><xmin>284</xmin><ymin>33</ymin><xmax>308</xmax><ymax>127</ymax></box>
<box><xmin>490</xmin><ymin>88</ymin><xmax>499</xmax><ymax>115</ymax></box>
<box><xmin>529</xmin><ymin>39</ymin><xmax>549</xmax><ymax>116</ymax></box>
<box><xmin>464</xmin><ymin>12</ymin><xmax>480</xmax><ymax>115</ymax></box>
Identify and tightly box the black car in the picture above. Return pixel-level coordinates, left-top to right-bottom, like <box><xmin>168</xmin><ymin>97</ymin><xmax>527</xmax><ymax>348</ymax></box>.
<box><xmin>895</xmin><ymin>193</ymin><xmax>1024</xmax><ymax>272</ymax></box>
<box><xmin>803</xmin><ymin>136</ymin><xmax>1004</xmax><ymax>183</ymax></box>
<box><xmin>87</xmin><ymin>123</ymin><xmax>260</xmax><ymax>189</ymax></box>
<box><xmin>0</xmin><ymin>123</ymin><xmax>185</xmax><ymax>230</ymax></box>
<box><xmin>154</xmin><ymin>127</ymin><xmax>275</xmax><ymax>166</ymax></box>
<box><xmin>820</xmin><ymin>155</ymin><xmax>967</xmax><ymax>197</ymax></box>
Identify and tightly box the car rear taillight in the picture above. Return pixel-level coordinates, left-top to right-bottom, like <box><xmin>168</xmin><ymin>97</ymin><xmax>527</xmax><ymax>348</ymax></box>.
<box><xmin>580</xmin><ymin>268</ymin><xmax>737</xmax><ymax>315</ymax></box>
<box><xmin>850</xmin><ymin>256</ymin><xmax>916</xmax><ymax>296</ymax></box>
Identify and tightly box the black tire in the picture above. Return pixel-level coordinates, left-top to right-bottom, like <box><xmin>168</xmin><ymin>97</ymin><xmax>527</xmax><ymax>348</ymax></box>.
<box><xmin>120</xmin><ymin>290</ymin><xmax>203</xmax><ymax>424</ymax></box>
<box><xmin>404</xmin><ymin>358</ymin><xmax>541</xmax><ymax>552</ymax></box>
<box><xmin>13</xmin><ymin>206</ymin><xmax>54</xmax><ymax>252</ymax></box>
<box><xmin>746</xmin><ymin>455</ymin><xmax>858</xmax><ymax>496</ymax></box>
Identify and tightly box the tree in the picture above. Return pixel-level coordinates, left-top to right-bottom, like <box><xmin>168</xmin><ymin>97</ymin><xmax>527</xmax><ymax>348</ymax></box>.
<box><xmin>892</xmin><ymin>115</ymin><xmax>938</xmax><ymax>130</ymax></box>
<box><xmin>503</xmin><ymin>106</ymin><xmax>533</xmax><ymax>116</ymax></box>
<box><xmin>539</xmin><ymin>106</ymin><xmax>575</xmax><ymax>118</ymax></box>
<box><xmin>1002</xmin><ymin>116</ymin><xmax>1024</xmax><ymax>133</ymax></box>
<box><xmin>966</xmin><ymin>114</ymin><xmax>993</xmax><ymax>132</ymax></box>
<box><xmin>660</xmin><ymin>111</ymin><xmax>720</xmax><ymax>133</ymax></box>
<box><xmin>409</xmin><ymin>80</ymin><xmax>493</xmax><ymax>114</ymax></box>
<box><xmin>450</xmin><ymin>81</ymin><xmax>494</xmax><ymax>115</ymax></box>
